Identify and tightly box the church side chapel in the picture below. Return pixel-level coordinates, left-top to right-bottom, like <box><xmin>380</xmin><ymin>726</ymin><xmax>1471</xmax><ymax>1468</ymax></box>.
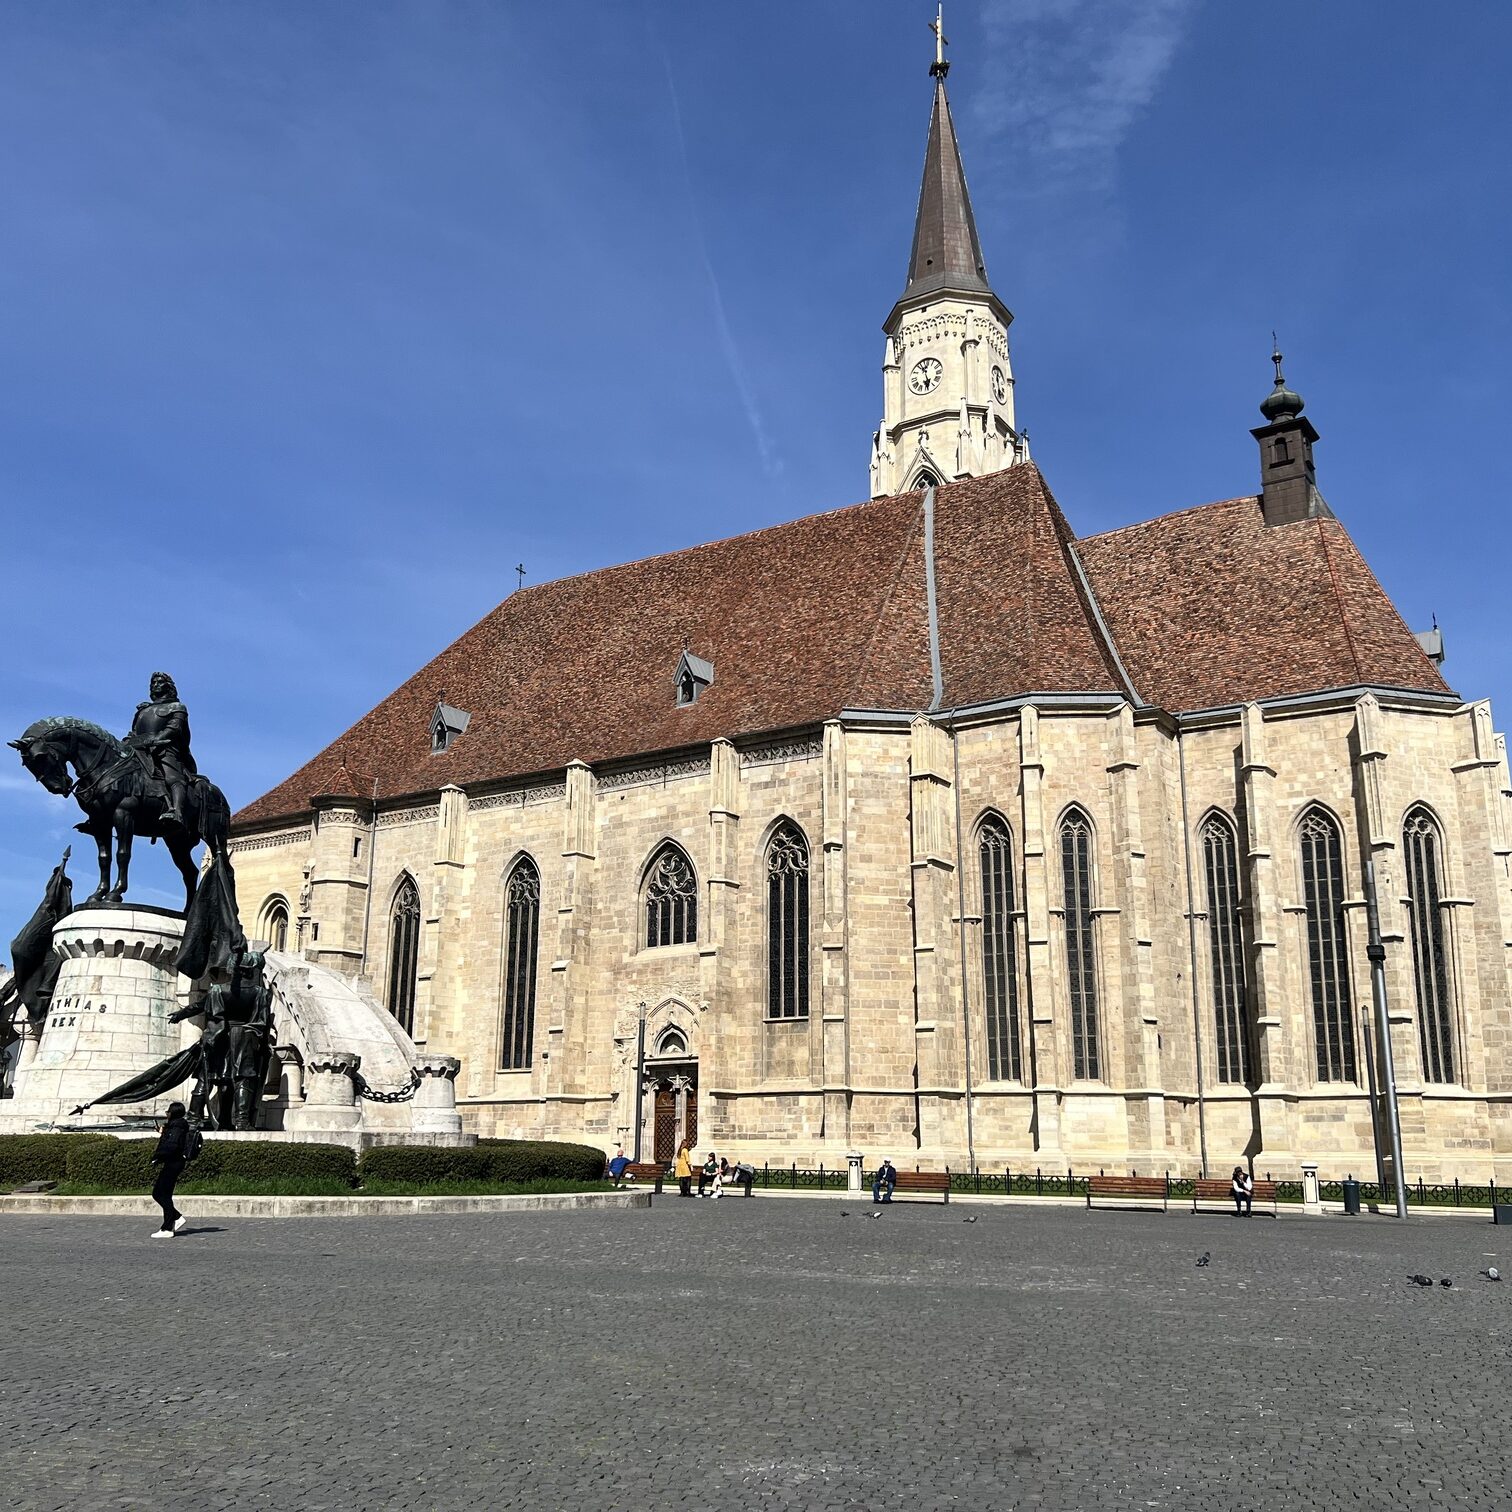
<box><xmin>227</xmin><ymin>33</ymin><xmax>1512</xmax><ymax>1182</ymax></box>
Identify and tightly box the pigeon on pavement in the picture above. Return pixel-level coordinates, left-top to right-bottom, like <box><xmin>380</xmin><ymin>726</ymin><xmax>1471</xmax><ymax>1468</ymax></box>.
<box><xmin>962</xmin><ymin>1216</ymin><xmax>978</xmax><ymax>1224</ymax></box>
<box><xmin>1440</xmin><ymin>1278</ymin><xmax>1453</xmax><ymax>1288</ymax></box>
<box><xmin>1195</xmin><ymin>1252</ymin><xmax>1211</xmax><ymax>1268</ymax></box>
<box><xmin>1484</xmin><ymin>1267</ymin><xmax>1501</xmax><ymax>1282</ymax></box>
<box><xmin>1408</xmin><ymin>1274</ymin><xmax>1434</xmax><ymax>1287</ymax></box>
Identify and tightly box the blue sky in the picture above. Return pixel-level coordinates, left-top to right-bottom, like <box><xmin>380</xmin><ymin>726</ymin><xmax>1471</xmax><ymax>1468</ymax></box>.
<box><xmin>1</xmin><ymin>1</ymin><xmax>1509</xmax><ymax>915</ymax></box>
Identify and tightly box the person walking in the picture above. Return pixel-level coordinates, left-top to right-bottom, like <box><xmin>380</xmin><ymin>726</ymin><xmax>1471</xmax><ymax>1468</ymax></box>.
<box><xmin>1231</xmin><ymin>1164</ymin><xmax>1254</xmax><ymax>1217</ymax></box>
<box><xmin>674</xmin><ymin>1141</ymin><xmax>694</xmax><ymax>1197</ymax></box>
<box><xmin>151</xmin><ymin>1101</ymin><xmax>193</xmax><ymax>1238</ymax></box>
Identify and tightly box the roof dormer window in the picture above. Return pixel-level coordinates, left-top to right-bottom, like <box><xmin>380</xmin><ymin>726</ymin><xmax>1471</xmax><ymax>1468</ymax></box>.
<box><xmin>674</xmin><ymin>650</ymin><xmax>714</xmax><ymax>708</ymax></box>
<box><xmin>431</xmin><ymin>701</ymin><xmax>471</xmax><ymax>753</ymax></box>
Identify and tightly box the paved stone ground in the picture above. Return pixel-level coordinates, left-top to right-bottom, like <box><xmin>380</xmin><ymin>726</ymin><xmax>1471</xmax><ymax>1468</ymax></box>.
<box><xmin>2</xmin><ymin>1198</ymin><xmax>1509</xmax><ymax>1510</ymax></box>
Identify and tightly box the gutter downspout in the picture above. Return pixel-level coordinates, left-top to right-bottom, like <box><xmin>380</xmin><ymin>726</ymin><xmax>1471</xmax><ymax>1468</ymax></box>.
<box><xmin>923</xmin><ymin>484</ymin><xmax>975</xmax><ymax>1173</ymax></box>
<box><xmin>923</xmin><ymin>485</ymin><xmax>944</xmax><ymax>711</ymax></box>
<box><xmin>1177</xmin><ymin>731</ymin><xmax>1210</xmax><ymax>1178</ymax></box>
<box><xmin>359</xmin><ymin>777</ymin><xmax>380</xmax><ymax>972</ymax></box>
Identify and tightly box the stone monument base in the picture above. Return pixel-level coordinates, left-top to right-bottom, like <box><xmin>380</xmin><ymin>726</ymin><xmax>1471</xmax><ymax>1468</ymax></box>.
<box><xmin>1</xmin><ymin>906</ymin><xmax>189</xmax><ymax>1131</ymax></box>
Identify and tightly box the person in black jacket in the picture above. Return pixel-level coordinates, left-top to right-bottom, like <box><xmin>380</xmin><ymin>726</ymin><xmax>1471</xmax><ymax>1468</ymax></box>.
<box><xmin>151</xmin><ymin>1101</ymin><xmax>191</xmax><ymax>1237</ymax></box>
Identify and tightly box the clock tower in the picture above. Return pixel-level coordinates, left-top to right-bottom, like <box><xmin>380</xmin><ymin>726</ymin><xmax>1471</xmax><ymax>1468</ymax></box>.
<box><xmin>871</xmin><ymin>25</ymin><xmax>1024</xmax><ymax>497</ymax></box>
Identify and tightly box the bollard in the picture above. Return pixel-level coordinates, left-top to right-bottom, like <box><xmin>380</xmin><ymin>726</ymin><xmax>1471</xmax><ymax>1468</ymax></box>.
<box><xmin>1300</xmin><ymin>1161</ymin><xmax>1321</xmax><ymax>1213</ymax></box>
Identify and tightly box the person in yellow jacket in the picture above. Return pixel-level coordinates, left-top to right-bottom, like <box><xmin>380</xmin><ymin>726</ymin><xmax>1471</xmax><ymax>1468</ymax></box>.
<box><xmin>673</xmin><ymin>1141</ymin><xmax>693</xmax><ymax>1197</ymax></box>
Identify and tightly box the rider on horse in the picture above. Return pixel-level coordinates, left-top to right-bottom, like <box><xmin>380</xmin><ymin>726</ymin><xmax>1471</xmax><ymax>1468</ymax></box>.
<box><xmin>123</xmin><ymin>671</ymin><xmax>197</xmax><ymax>830</ymax></box>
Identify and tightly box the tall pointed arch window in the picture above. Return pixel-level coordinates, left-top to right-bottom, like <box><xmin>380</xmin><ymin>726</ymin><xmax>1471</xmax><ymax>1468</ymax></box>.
<box><xmin>978</xmin><ymin>815</ymin><xmax>1022</xmax><ymax>1081</ymax></box>
<box><xmin>1403</xmin><ymin>807</ymin><xmax>1455</xmax><ymax>1083</ymax></box>
<box><xmin>1059</xmin><ymin>807</ymin><xmax>1101</xmax><ymax>1080</ymax></box>
<box><xmin>259</xmin><ymin>897</ymin><xmax>289</xmax><ymax>953</ymax></box>
<box><xmin>1299</xmin><ymin>807</ymin><xmax>1356</xmax><ymax>1082</ymax></box>
<box><xmin>500</xmin><ymin>857</ymin><xmax>540</xmax><ymax>1071</ymax></box>
<box><xmin>766</xmin><ymin>823</ymin><xmax>810</xmax><ymax>1020</ymax></box>
<box><xmin>386</xmin><ymin>876</ymin><xmax>421</xmax><ymax>1036</ymax></box>
<box><xmin>1201</xmin><ymin>814</ymin><xmax>1252</xmax><ymax>1084</ymax></box>
<box><xmin>645</xmin><ymin>844</ymin><xmax>698</xmax><ymax>948</ymax></box>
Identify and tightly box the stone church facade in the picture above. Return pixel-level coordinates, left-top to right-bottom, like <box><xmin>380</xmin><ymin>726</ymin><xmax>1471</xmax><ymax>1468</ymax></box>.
<box><xmin>229</xmin><ymin>54</ymin><xmax>1512</xmax><ymax>1181</ymax></box>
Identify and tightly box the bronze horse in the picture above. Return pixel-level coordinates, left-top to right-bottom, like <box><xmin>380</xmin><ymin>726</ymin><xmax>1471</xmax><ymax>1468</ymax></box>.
<box><xmin>9</xmin><ymin>717</ymin><xmax>231</xmax><ymax>909</ymax></box>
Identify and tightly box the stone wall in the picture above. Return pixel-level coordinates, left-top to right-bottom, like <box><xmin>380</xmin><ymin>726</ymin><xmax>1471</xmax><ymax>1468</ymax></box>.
<box><xmin>228</xmin><ymin>694</ymin><xmax>1512</xmax><ymax>1179</ymax></box>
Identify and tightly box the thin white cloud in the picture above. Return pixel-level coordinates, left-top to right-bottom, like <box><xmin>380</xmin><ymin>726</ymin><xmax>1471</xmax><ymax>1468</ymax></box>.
<box><xmin>974</xmin><ymin>0</ymin><xmax>1198</xmax><ymax>193</ymax></box>
<box><xmin>659</xmin><ymin>51</ymin><xmax>783</xmax><ymax>478</ymax></box>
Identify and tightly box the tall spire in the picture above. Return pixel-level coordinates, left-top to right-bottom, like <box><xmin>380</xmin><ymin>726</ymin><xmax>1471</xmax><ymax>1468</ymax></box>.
<box><xmin>900</xmin><ymin>8</ymin><xmax>993</xmax><ymax>309</ymax></box>
<box><xmin>871</xmin><ymin>11</ymin><xmax>1020</xmax><ymax>497</ymax></box>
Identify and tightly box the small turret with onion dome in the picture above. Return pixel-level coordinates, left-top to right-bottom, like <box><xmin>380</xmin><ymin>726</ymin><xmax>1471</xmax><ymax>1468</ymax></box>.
<box><xmin>1251</xmin><ymin>337</ymin><xmax>1327</xmax><ymax>526</ymax></box>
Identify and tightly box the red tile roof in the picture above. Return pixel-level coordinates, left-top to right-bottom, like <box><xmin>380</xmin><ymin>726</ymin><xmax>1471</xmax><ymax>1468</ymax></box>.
<box><xmin>1076</xmin><ymin>498</ymin><xmax>1452</xmax><ymax>712</ymax></box>
<box><xmin>234</xmin><ymin>472</ymin><xmax>1452</xmax><ymax>828</ymax></box>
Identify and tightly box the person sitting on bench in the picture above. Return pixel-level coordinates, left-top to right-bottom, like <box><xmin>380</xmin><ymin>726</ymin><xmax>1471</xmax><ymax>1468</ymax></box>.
<box><xmin>872</xmin><ymin>1158</ymin><xmax>897</xmax><ymax>1204</ymax></box>
<box><xmin>698</xmin><ymin>1150</ymin><xmax>718</xmax><ymax>1197</ymax></box>
<box><xmin>1231</xmin><ymin>1165</ymin><xmax>1254</xmax><ymax>1217</ymax></box>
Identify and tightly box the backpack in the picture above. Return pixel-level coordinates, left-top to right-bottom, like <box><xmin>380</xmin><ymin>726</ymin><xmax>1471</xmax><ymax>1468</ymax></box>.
<box><xmin>184</xmin><ymin>1126</ymin><xmax>204</xmax><ymax>1162</ymax></box>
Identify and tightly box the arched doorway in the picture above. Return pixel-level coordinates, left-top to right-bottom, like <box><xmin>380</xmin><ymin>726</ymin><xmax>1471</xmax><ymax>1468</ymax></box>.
<box><xmin>644</xmin><ymin>1023</ymin><xmax>698</xmax><ymax>1162</ymax></box>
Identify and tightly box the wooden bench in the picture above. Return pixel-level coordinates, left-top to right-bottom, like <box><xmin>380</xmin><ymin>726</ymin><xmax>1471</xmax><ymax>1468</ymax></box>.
<box><xmin>622</xmin><ymin>1162</ymin><xmax>667</xmax><ymax>1193</ymax></box>
<box><xmin>1085</xmin><ymin>1174</ymin><xmax>1169</xmax><ymax>1212</ymax></box>
<box><xmin>1192</xmin><ymin>1177</ymin><xmax>1279</xmax><ymax>1216</ymax></box>
<box><xmin>876</xmin><ymin>1170</ymin><xmax>952</xmax><ymax>1204</ymax></box>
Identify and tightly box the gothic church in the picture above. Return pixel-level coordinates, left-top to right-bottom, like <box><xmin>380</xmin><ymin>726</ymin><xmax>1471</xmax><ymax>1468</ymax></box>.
<box><xmin>229</xmin><ymin>48</ymin><xmax>1512</xmax><ymax>1181</ymax></box>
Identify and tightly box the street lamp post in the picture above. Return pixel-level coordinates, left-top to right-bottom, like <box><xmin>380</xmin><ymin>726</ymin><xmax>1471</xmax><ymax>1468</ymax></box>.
<box><xmin>1365</xmin><ymin>862</ymin><xmax>1408</xmax><ymax>1220</ymax></box>
<box><xmin>631</xmin><ymin>1004</ymin><xmax>647</xmax><ymax>1162</ymax></box>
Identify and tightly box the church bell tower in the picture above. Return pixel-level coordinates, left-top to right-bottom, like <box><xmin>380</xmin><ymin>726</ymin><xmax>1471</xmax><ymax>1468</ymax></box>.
<box><xmin>871</xmin><ymin>10</ymin><xmax>1025</xmax><ymax>498</ymax></box>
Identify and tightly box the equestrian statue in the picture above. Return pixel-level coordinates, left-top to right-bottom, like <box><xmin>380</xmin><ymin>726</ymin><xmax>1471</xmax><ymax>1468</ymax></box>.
<box><xmin>9</xmin><ymin>673</ymin><xmax>232</xmax><ymax>910</ymax></box>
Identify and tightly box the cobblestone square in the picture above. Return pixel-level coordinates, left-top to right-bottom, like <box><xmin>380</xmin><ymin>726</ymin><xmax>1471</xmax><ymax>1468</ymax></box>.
<box><xmin>1</xmin><ymin>1198</ymin><xmax>1508</xmax><ymax>1510</ymax></box>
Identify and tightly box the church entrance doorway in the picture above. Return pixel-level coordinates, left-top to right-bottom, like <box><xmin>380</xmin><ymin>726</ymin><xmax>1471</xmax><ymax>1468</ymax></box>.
<box><xmin>644</xmin><ymin>1024</ymin><xmax>698</xmax><ymax>1162</ymax></box>
<box><xmin>652</xmin><ymin>1073</ymin><xmax>697</xmax><ymax>1162</ymax></box>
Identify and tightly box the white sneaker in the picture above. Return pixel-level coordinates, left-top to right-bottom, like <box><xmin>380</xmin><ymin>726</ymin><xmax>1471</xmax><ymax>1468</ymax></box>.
<box><xmin>150</xmin><ymin>1229</ymin><xmax>174</xmax><ymax>1239</ymax></box>
<box><xmin>172</xmin><ymin>1216</ymin><xmax>187</xmax><ymax>1234</ymax></box>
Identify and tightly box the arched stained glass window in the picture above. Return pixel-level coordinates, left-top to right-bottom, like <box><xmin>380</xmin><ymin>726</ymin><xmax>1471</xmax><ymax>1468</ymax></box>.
<box><xmin>978</xmin><ymin>815</ymin><xmax>1021</xmax><ymax>1081</ymax></box>
<box><xmin>386</xmin><ymin>876</ymin><xmax>421</xmax><ymax>1037</ymax></box>
<box><xmin>1059</xmin><ymin>807</ymin><xmax>1101</xmax><ymax>1080</ymax></box>
<box><xmin>1300</xmin><ymin>807</ymin><xmax>1356</xmax><ymax>1082</ymax></box>
<box><xmin>1404</xmin><ymin>807</ymin><xmax>1454</xmax><ymax>1083</ymax></box>
<box><xmin>767</xmin><ymin>823</ymin><xmax>811</xmax><ymax>1020</ymax></box>
<box><xmin>645</xmin><ymin>844</ymin><xmax>697</xmax><ymax>948</ymax></box>
<box><xmin>1201</xmin><ymin>814</ymin><xmax>1251</xmax><ymax>1084</ymax></box>
<box><xmin>500</xmin><ymin>857</ymin><xmax>540</xmax><ymax>1071</ymax></box>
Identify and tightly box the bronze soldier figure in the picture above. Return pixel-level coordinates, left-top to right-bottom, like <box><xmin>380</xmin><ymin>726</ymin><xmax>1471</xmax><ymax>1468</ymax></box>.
<box><xmin>124</xmin><ymin>672</ymin><xmax>197</xmax><ymax>831</ymax></box>
<box><xmin>168</xmin><ymin>950</ymin><xmax>275</xmax><ymax>1130</ymax></box>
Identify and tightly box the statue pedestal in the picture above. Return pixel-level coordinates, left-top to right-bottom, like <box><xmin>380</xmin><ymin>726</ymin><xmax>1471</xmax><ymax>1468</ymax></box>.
<box><xmin>3</xmin><ymin>907</ymin><xmax>187</xmax><ymax>1129</ymax></box>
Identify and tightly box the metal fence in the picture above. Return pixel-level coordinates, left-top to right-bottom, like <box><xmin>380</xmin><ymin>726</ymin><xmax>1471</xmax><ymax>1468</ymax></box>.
<box><xmin>742</xmin><ymin>1164</ymin><xmax>1506</xmax><ymax>1208</ymax></box>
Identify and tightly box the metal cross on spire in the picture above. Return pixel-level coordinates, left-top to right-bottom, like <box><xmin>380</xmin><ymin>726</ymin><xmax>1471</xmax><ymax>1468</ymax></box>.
<box><xmin>1271</xmin><ymin>331</ymin><xmax>1285</xmax><ymax>384</ymax></box>
<box><xmin>515</xmin><ymin>563</ymin><xmax>526</xmax><ymax>592</ymax></box>
<box><xmin>929</xmin><ymin>3</ymin><xmax>949</xmax><ymax>76</ymax></box>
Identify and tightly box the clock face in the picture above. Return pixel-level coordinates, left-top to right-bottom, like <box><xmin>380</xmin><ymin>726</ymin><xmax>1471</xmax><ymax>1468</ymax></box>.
<box><xmin>991</xmin><ymin>366</ymin><xmax>1007</xmax><ymax>403</ymax></box>
<box><xmin>909</xmin><ymin>357</ymin><xmax>943</xmax><ymax>395</ymax></box>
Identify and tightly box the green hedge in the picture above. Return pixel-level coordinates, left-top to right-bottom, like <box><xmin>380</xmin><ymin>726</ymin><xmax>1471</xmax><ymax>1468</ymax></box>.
<box><xmin>3</xmin><ymin>1133</ymin><xmax>601</xmax><ymax>1192</ymax></box>
<box><xmin>65</xmin><ymin>1137</ymin><xmax>356</xmax><ymax>1190</ymax></box>
<box><xmin>360</xmin><ymin>1138</ymin><xmax>607</xmax><ymax>1187</ymax></box>
<box><xmin>0</xmin><ymin>1133</ymin><xmax>115</xmax><ymax>1189</ymax></box>
<box><xmin>476</xmin><ymin>1138</ymin><xmax>607</xmax><ymax>1184</ymax></box>
<box><xmin>195</xmin><ymin>1141</ymin><xmax>356</xmax><ymax>1182</ymax></box>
